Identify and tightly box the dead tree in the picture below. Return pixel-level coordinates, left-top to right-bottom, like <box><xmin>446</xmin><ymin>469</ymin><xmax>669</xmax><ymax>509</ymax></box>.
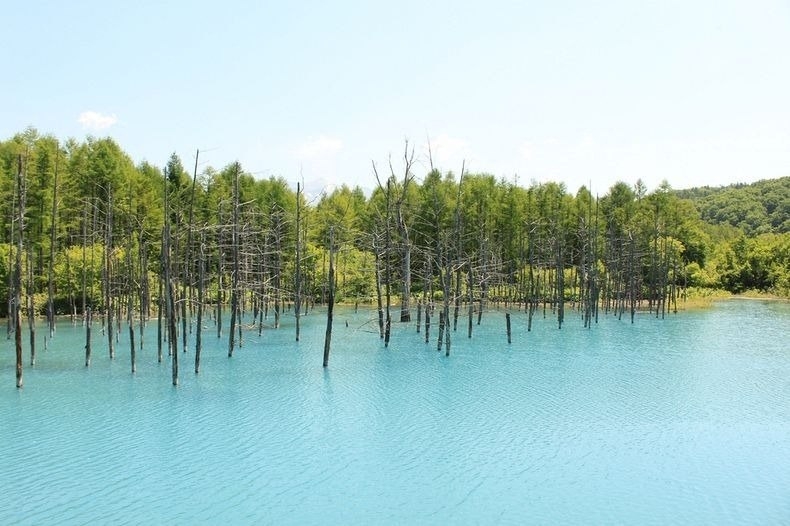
<box><xmin>391</xmin><ymin>143</ymin><xmax>416</xmax><ymax>322</ymax></box>
<box><xmin>26</xmin><ymin>227</ymin><xmax>36</xmax><ymax>367</ymax></box>
<box><xmin>194</xmin><ymin>234</ymin><xmax>205</xmax><ymax>374</ymax></box>
<box><xmin>228</xmin><ymin>162</ymin><xmax>241</xmax><ymax>356</ymax></box>
<box><xmin>163</xmin><ymin>177</ymin><xmax>179</xmax><ymax>385</ymax></box>
<box><xmin>104</xmin><ymin>184</ymin><xmax>115</xmax><ymax>359</ymax></box>
<box><xmin>322</xmin><ymin>228</ymin><xmax>336</xmax><ymax>367</ymax></box>
<box><xmin>294</xmin><ymin>181</ymin><xmax>303</xmax><ymax>342</ymax></box>
<box><xmin>181</xmin><ymin>149</ymin><xmax>200</xmax><ymax>355</ymax></box>
<box><xmin>14</xmin><ymin>155</ymin><xmax>25</xmax><ymax>388</ymax></box>
<box><xmin>46</xmin><ymin>147</ymin><xmax>60</xmax><ymax>340</ymax></box>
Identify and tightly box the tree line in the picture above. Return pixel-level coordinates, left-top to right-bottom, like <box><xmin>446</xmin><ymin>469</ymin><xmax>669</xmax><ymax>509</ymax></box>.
<box><xmin>2</xmin><ymin>128</ymin><xmax>788</xmax><ymax>385</ymax></box>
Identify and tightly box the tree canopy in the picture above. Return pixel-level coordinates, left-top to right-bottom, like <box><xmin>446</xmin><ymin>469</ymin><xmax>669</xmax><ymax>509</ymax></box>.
<box><xmin>1</xmin><ymin>127</ymin><xmax>788</xmax><ymax>327</ymax></box>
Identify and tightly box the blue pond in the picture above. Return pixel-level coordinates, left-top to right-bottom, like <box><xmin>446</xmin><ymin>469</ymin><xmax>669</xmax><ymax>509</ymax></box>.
<box><xmin>2</xmin><ymin>299</ymin><xmax>789</xmax><ymax>524</ymax></box>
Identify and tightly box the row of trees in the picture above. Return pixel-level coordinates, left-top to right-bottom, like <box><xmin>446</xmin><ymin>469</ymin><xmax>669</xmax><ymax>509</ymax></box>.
<box><xmin>2</xmin><ymin>128</ymin><xmax>788</xmax><ymax>385</ymax></box>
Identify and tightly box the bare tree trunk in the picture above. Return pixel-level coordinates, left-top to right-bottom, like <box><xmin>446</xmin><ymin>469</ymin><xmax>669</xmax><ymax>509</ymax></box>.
<box><xmin>216</xmin><ymin>233</ymin><xmax>223</xmax><ymax>339</ymax></box>
<box><xmin>105</xmin><ymin>185</ymin><xmax>114</xmax><ymax>359</ymax></box>
<box><xmin>195</xmin><ymin>237</ymin><xmax>205</xmax><ymax>374</ymax></box>
<box><xmin>85</xmin><ymin>307</ymin><xmax>92</xmax><ymax>367</ymax></box>
<box><xmin>384</xmin><ymin>181</ymin><xmax>392</xmax><ymax>347</ymax></box>
<box><xmin>139</xmin><ymin>236</ymin><xmax>147</xmax><ymax>350</ymax></box>
<box><xmin>157</xmin><ymin>248</ymin><xmax>164</xmax><ymax>363</ymax></box>
<box><xmin>181</xmin><ymin>149</ymin><xmax>200</xmax><ymax>355</ymax></box>
<box><xmin>294</xmin><ymin>181</ymin><xmax>302</xmax><ymax>342</ymax></box>
<box><xmin>47</xmin><ymin>148</ymin><xmax>59</xmax><ymax>339</ymax></box>
<box><xmin>453</xmin><ymin>266</ymin><xmax>461</xmax><ymax>331</ymax></box>
<box><xmin>400</xmin><ymin>240</ymin><xmax>411</xmax><ymax>322</ymax></box>
<box><xmin>14</xmin><ymin>155</ymin><xmax>25</xmax><ymax>388</ymax></box>
<box><xmin>81</xmin><ymin>201</ymin><xmax>88</xmax><ymax>324</ymax></box>
<box><xmin>167</xmin><ymin>274</ymin><xmax>178</xmax><ymax>385</ymax></box>
<box><xmin>374</xmin><ymin>240</ymin><xmax>384</xmax><ymax>339</ymax></box>
<box><xmin>424</xmin><ymin>257</ymin><xmax>433</xmax><ymax>344</ymax></box>
<box><xmin>127</xmin><ymin>231</ymin><xmax>136</xmax><ymax>374</ymax></box>
<box><xmin>274</xmin><ymin>221</ymin><xmax>282</xmax><ymax>330</ymax></box>
<box><xmin>129</xmin><ymin>283</ymin><xmax>136</xmax><ymax>374</ymax></box>
<box><xmin>437</xmin><ymin>310</ymin><xmax>445</xmax><ymax>352</ymax></box>
<box><xmin>6</xmin><ymin>184</ymin><xmax>14</xmax><ymax>340</ymax></box>
<box><xmin>228</xmin><ymin>163</ymin><xmax>241</xmax><ymax>356</ymax></box>
<box><xmin>163</xmin><ymin>183</ymin><xmax>178</xmax><ymax>385</ymax></box>
<box><xmin>27</xmin><ymin>245</ymin><xmax>36</xmax><ymax>367</ymax></box>
<box><xmin>556</xmin><ymin>234</ymin><xmax>565</xmax><ymax>330</ymax></box>
<box><xmin>67</xmin><ymin>245</ymin><xmax>75</xmax><ymax>325</ymax></box>
<box><xmin>467</xmin><ymin>261</ymin><xmax>474</xmax><ymax>338</ymax></box>
<box><xmin>395</xmin><ymin>145</ymin><xmax>415</xmax><ymax>323</ymax></box>
<box><xmin>442</xmin><ymin>263</ymin><xmax>452</xmax><ymax>357</ymax></box>
<box><xmin>322</xmin><ymin>228</ymin><xmax>336</xmax><ymax>367</ymax></box>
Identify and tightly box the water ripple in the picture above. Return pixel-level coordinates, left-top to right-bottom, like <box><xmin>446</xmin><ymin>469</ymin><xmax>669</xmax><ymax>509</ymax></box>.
<box><xmin>2</xmin><ymin>302</ymin><xmax>790</xmax><ymax>524</ymax></box>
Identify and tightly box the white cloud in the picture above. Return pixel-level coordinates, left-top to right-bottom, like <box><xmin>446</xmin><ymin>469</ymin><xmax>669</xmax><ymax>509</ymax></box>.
<box><xmin>293</xmin><ymin>135</ymin><xmax>343</xmax><ymax>159</ymax></box>
<box><xmin>77</xmin><ymin>110</ymin><xmax>118</xmax><ymax>130</ymax></box>
<box><xmin>519</xmin><ymin>141</ymin><xmax>534</xmax><ymax>160</ymax></box>
<box><xmin>426</xmin><ymin>133</ymin><xmax>470</xmax><ymax>169</ymax></box>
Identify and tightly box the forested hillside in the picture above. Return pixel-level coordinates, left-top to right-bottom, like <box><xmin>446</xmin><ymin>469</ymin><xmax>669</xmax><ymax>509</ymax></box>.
<box><xmin>676</xmin><ymin>176</ymin><xmax>790</xmax><ymax>235</ymax></box>
<box><xmin>673</xmin><ymin>177</ymin><xmax>790</xmax><ymax>294</ymax></box>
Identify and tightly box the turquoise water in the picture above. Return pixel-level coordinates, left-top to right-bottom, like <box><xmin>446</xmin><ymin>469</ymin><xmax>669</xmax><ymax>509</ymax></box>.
<box><xmin>1</xmin><ymin>300</ymin><xmax>789</xmax><ymax>524</ymax></box>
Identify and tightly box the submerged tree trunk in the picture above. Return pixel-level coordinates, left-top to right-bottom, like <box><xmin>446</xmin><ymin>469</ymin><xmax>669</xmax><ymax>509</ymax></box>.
<box><xmin>181</xmin><ymin>149</ymin><xmax>200</xmax><ymax>355</ymax></box>
<box><xmin>164</xmin><ymin>206</ymin><xmax>178</xmax><ymax>385</ymax></box>
<box><xmin>374</xmin><ymin>240</ymin><xmax>384</xmax><ymax>339</ymax></box>
<box><xmin>442</xmin><ymin>264</ymin><xmax>452</xmax><ymax>357</ymax></box>
<box><xmin>81</xmin><ymin>201</ymin><xmax>88</xmax><ymax>325</ymax></box>
<box><xmin>47</xmin><ymin>149</ymin><xmax>59</xmax><ymax>340</ymax></box>
<box><xmin>294</xmin><ymin>181</ymin><xmax>302</xmax><ymax>342</ymax></box>
<box><xmin>138</xmin><ymin>238</ymin><xmax>147</xmax><ymax>350</ymax></box>
<box><xmin>84</xmin><ymin>307</ymin><xmax>92</xmax><ymax>367</ymax></box>
<box><xmin>157</xmin><ymin>252</ymin><xmax>164</xmax><ymax>363</ymax></box>
<box><xmin>105</xmin><ymin>184</ymin><xmax>114</xmax><ymax>359</ymax></box>
<box><xmin>195</xmin><ymin>238</ymin><xmax>205</xmax><ymax>374</ymax></box>
<box><xmin>129</xmin><ymin>286</ymin><xmax>136</xmax><ymax>373</ymax></box>
<box><xmin>27</xmin><ymin>251</ymin><xmax>36</xmax><ymax>367</ymax></box>
<box><xmin>6</xmin><ymin>186</ymin><xmax>14</xmax><ymax>341</ymax></box>
<box><xmin>14</xmin><ymin>155</ymin><xmax>25</xmax><ymax>388</ymax></box>
<box><xmin>323</xmin><ymin>229</ymin><xmax>336</xmax><ymax>367</ymax></box>
<box><xmin>228</xmin><ymin>163</ymin><xmax>241</xmax><ymax>357</ymax></box>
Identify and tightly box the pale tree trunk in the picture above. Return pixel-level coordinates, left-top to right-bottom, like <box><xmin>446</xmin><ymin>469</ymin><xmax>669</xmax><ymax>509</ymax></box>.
<box><xmin>105</xmin><ymin>184</ymin><xmax>114</xmax><ymax>359</ymax></box>
<box><xmin>228</xmin><ymin>163</ymin><xmax>241</xmax><ymax>356</ymax></box>
<box><xmin>157</xmin><ymin>243</ymin><xmax>164</xmax><ymax>363</ymax></box>
<box><xmin>294</xmin><ymin>181</ymin><xmax>302</xmax><ymax>342</ymax></box>
<box><xmin>27</xmin><ymin>240</ymin><xmax>36</xmax><ymax>367</ymax></box>
<box><xmin>182</xmin><ymin>149</ymin><xmax>200</xmax><ymax>355</ymax></box>
<box><xmin>374</xmin><ymin>238</ymin><xmax>384</xmax><ymax>339</ymax></box>
<box><xmin>14</xmin><ymin>155</ymin><xmax>25</xmax><ymax>388</ymax></box>
<box><xmin>47</xmin><ymin>148</ymin><xmax>59</xmax><ymax>339</ymax></box>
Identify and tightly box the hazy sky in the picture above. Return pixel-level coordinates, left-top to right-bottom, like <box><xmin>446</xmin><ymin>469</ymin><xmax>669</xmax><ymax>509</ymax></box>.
<box><xmin>3</xmin><ymin>0</ymin><xmax>789</xmax><ymax>196</ymax></box>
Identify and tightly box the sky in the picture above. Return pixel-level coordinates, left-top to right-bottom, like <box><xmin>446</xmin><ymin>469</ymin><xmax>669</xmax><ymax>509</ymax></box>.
<box><xmin>3</xmin><ymin>0</ymin><xmax>790</xmax><ymax>197</ymax></box>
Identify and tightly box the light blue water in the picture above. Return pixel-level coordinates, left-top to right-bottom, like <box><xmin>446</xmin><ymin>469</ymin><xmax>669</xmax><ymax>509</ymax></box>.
<box><xmin>1</xmin><ymin>300</ymin><xmax>789</xmax><ymax>525</ymax></box>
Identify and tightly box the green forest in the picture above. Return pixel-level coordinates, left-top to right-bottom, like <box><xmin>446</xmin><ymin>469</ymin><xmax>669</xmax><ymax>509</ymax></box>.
<box><xmin>2</xmin><ymin>127</ymin><xmax>789</xmax><ymax>344</ymax></box>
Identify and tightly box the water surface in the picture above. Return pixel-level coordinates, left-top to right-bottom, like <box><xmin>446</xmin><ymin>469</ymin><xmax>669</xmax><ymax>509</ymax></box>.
<box><xmin>2</xmin><ymin>300</ymin><xmax>789</xmax><ymax>524</ymax></box>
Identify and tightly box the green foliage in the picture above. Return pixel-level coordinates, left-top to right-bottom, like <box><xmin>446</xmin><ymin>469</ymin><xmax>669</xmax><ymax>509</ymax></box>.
<box><xmin>2</xmin><ymin>127</ymin><xmax>789</xmax><ymax>318</ymax></box>
<box><xmin>677</xmin><ymin>176</ymin><xmax>790</xmax><ymax>235</ymax></box>
<box><xmin>708</xmin><ymin>233</ymin><xmax>790</xmax><ymax>294</ymax></box>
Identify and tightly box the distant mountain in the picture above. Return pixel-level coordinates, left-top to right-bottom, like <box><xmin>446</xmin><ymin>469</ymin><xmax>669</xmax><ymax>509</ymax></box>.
<box><xmin>675</xmin><ymin>176</ymin><xmax>790</xmax><ymax>235</ymax></box>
